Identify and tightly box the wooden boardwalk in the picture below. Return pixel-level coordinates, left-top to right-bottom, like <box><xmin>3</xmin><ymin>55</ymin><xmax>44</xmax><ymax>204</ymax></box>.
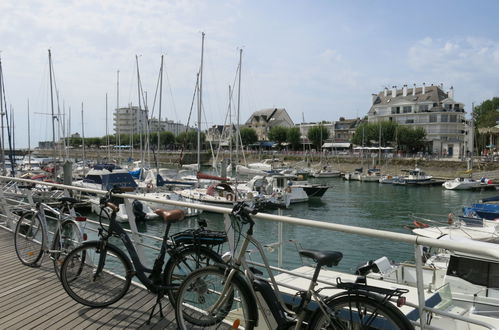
<box><xmin>0</xmin><ymin>228</ymin><xmax>179</xmax><ymax>329</ymax></box>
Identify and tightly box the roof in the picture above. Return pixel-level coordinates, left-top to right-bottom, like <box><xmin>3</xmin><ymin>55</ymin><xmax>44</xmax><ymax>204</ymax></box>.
<box><xmin>322</xmin><ymin>142</ymin><xmax>351</xmax><ymax>148</ymax></box>
<box><xmin>372</xmin><ymin>86</ymin><xmax>452</xmax><ymax>106</ymax></box>
<box><xmin>245</xmin><ymin>108</ymin><xmax>294</xmax><ymax>127</ymax></box>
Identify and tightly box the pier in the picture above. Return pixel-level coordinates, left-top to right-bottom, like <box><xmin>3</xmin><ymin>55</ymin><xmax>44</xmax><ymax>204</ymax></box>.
<box><xmin>0</xmin><ymin>228</ymin><xmax>178</xmax><ymax>329</ymax></box>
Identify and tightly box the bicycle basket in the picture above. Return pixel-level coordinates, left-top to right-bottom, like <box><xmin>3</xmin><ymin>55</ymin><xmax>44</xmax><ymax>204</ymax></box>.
<box><xmin>171</xmin><ymin>228</ymin><xmax>227</xmax><ymax>246</ymax></box>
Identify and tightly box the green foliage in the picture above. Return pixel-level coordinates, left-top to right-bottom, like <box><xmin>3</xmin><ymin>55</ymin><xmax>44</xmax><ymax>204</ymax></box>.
<box><xmin>287</xmin><ymin>127</ymin><xmax>301</xmax><ymax>150</ymax></box>
<box><xmin>176</xmin><ymin>131</ymin><xmax>205</xmax><ymax>149</ymax></box>
<box><xmin>351</xmin><ymin>121</ymin><xmax>426</xmax><ymax>152</ymax></box>
<box><xmin>240</xmin><ymin>127</ymin><xmax>258</xmax><ymax>146</ymax></box>
<box><xmin>268</xmin><ymin>126</ymin><xmax>289</xmax><ymax>145</ymax></box>
<box><xmin>307</xmin><ymin>125</ymin><xmax>329</xmax><ymax>149</ymax></box>
<box><xmin>473</xmin><ymin>97</ymin><xmax>499</xmax><ymax>128</ymax></box>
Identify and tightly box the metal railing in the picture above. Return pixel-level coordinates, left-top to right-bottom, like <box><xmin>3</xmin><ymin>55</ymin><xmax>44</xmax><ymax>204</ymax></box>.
<box><xmin>0</xmin><ymin>175</ymin><xmax>497</xmax><ymax>329</ymax></box>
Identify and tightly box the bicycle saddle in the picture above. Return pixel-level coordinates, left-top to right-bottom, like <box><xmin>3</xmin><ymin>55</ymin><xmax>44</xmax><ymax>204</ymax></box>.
<box><xmin>154</xmin><ymin>209</ymin><xmax>185</xmax><ymax>223</ymax></box>
<box><xmin>298</xmin><ymin>249</ymin><xmax>343</xmax><ymax>267</ymax></box>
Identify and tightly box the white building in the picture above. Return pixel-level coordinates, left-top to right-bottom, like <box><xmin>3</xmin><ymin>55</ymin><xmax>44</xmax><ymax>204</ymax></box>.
<box><xmin>114</xmin><ymin>106</ymin><xmax>148</xmax><ymax>135</ymax></box>
<box><xmin>368</xmin><ymin>84</ymin><xmax>470</xmax><ymax>158</ymax></box>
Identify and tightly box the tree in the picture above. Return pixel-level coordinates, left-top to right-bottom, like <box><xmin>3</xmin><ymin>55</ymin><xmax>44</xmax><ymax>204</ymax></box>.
<box><xmin>268</xmin><ymin>126</ymin><xmax>289</xmax><ymax>147</ymax></box>
<box><xmin>307</xmin><ymin>125</ymin><xmax>329</xmax><ymax>149</ymax></box>
<box><xmin>240</xmin><ymin>127</ymin><xmax>258</xmax><ymax>146</ymax></box>
<box><xmin>396</xmin><ymin>126</ymin><xmax>426</xmax><ymax>152</ymax></box>
<box><xmin>176</xmin><ymin>131</ymin><xmax>205</xmax><ymax>150</ymax></box>
<box><xmin>287</xmin><ymin>127</ymin><xmax>301</xmax><ymax>150</ymax></box>
<box><xmin>473</xmin><ymin>97</ymin><xmax>499</xmax><ymax>128</ymax></box>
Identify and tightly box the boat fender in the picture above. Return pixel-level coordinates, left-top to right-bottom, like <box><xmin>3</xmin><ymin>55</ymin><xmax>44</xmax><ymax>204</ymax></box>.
<box><xmin>413</xmin><ymin>220</ymin><xmax>429</xmax><ymax>228</ymax></box>
<box><xmin>226</xmin><ymin>192</ymin><xmax>235</xmax><ymax>201</ymax></box>
<box><xmin>146</xmin><ymin>182</ymin><xmax>153</xmax><ymax>191</ymax></box>
<box><xmin>447</xmin><ymin>213</ymin><xmax>454</xmax><ymax>225</ymax></box>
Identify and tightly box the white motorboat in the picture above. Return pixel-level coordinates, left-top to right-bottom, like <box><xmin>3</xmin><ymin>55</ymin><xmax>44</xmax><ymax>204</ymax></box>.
<box><xmin>442</xmin><ymin>177</ymin><xmax>483</xmax><ymax>190</ymax></box>
<box><xmin>360</xmin><ymin>168</ymin><xmax>381</xmax><ymax>182</ymax></box>
<box><xmin>343</xmin><ymin>168</ymin><xmax>363</xmax><ymax>181</ymax></box>
<box><xmin>311</xmin><ymin>165</ymin><xmax>341</xmax><ymax>178</ymax></box>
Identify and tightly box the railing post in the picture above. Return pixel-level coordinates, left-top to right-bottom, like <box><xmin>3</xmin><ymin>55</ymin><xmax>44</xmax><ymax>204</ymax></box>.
<box><xmin>278</xmin><ymin>208</ymin><xmax>283</xmax><ymax>269</ymax></box>
<box><xmin>0</xmin><ymin>188</ymin><xmax>12</xmax><ymax>228</ymax></box>
<box><xmin>415</xmin><ymin>244</ymin><xmax>427</xmax><ymax>329</ymax></box>
<box><xmin>123</xmin><ymin>198</ymin><xmax>146</xmax><ymax>264</ymax></box>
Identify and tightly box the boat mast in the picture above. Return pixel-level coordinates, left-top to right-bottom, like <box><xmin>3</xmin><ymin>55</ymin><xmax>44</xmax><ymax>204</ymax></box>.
<box><xmin>0</xmin><ymin>56</ymin><xmax>5</xmax><ymax>175</ymax></box>
<box><xmin>197</xmin><ymin>32</ymin><xmax>205</xmax><ymax>172</ymax></box>
<box><xmin>158</xmin><ymin>54</ymin><xmax>164</xmax><ymax>174</ymax></box>
<box><xmin>235</xmin><ymin>48</ymin><xmax>242</xmax><ymax>167</ymax></box>
<box><xmin>106</xmin><ymin>92</ymin><xmax>110</xmax><ymax>160</ymax></box>
<box><xmin>81</xmin><ymin>102</ymin><xmax>85</xmax><ymax>164</ymax></box>
<box><xmin>136</xmin><ymin>55</ymin><xmax>143</xmax><ymax>168</ymax></box>
<box><xmin>27</xmin><ymin>99</ymin><xmax>31</xmax><ymax>167</ymax></box>
<box><xmin>48</xmin><ymin>50</ymin><xmax>57</xmax><ymax>179</ymax></box>
<box><xmin>117</xmin><ymin>69</ymin><xmax>121</xmax><ymax>162</ymax></box>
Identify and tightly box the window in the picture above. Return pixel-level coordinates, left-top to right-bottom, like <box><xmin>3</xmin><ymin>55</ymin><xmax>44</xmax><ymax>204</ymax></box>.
<box><xmin>429</xmin><ymin>114</ymin><xmax>437</xmax><ymax>123</ymax></box>
<box><xmin>391</xmin><ymin>107</ymin><xmax>400</xmax><ymax>114</ymax></box>
<box><xmin>419</xmin><ymin>105</ymin><xmax>429</xmax><ymax>111</ymax></box>
<box><xmin>447</xmin><ymin>256</ymin><xmax>499</xmax><ymax>288</ymax></box>
<box><xmin>405</xmin><ymin>119</ymin><xmax>414</xmax><ymax>124</ymax></box>
<box><xmin>441</xmin><ymin>114</ymin><xmax>448</xmax><ymax>122</ymax></box>
<box><xmin>450</xmin><ymin>115</ymin><xmax>457</xmax><ymax>122</ymax></box>
<box><xmin>403</xmin><ymin>106</ymin><xmax>412</xmax><ymax>113</ymax></box>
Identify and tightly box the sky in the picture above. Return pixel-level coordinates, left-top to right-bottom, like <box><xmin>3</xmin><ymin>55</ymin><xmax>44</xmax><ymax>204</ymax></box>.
<box><xmin>1</xmin><ymin>0</ymin><xmax>499</xmax><ymax>148</ymax></box>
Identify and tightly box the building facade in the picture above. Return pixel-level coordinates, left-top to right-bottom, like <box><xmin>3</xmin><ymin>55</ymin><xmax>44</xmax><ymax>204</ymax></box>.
<box><xmin>368</xmin><ymin>84</ymin><xmax>468</xmax><ymax>158</ymax></box>
<box><xmin>245</xmin><ymin>108</ymin><xmax>294</xmax><ymax>140</ymax></box>
<box><xmin>114</xmin><ymin>106</ymin><xmax>148</xmax><ymax>135</ymax></box>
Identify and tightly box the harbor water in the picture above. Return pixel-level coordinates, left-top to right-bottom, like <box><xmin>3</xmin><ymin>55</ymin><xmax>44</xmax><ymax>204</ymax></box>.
<box><xmin>90</xmin><ymin>177</ymin><xmax>499</xmax><ymax>275</ymax></box>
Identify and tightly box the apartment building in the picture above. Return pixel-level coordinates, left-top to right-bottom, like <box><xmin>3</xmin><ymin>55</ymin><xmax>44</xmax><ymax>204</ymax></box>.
<box><xmin>368</xmin><ymin>84</ymin><xmax>470</xmax><ymax>157</ymax></box>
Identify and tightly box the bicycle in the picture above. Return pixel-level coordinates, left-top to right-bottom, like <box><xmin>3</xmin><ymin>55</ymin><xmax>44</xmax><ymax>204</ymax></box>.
<box><xmin>175</xmin><ymin>201</ymin><xmax>414</xmax><ymax>329</ymax></box>
<box><xmin>59</xmin><ymin>189</ymin><xmax>226</xmax><ymax>324</ymax></box>
<box><xmin>14</xmin><ymin>196</ymin><xmax>86</xmax><ymax>278</ymax></box>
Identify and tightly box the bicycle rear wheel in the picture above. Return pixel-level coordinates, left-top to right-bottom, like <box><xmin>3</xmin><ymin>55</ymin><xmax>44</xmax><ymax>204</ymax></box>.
<box><xmin>60</xmin><ymin>241</ymin><xmax>132</xmax><ymax>307</ymax></box>
<box><xmin>14</xmin><ymin>211</ymin><xmax>44</xmax><ymax>266</ymax></box>
<box><xmin>309</xmin><ymin>294</ymin><xmax>414</xmax><ymax>330</ymax></box>
<box><xmin>175</xmin><ymin>266</ymin><xmax>257</xmax><ymax>329</ymax></box>
<box><xmin>163</xmin><ymin>245</ymin><xmax>223</xmax><ymax>305</ymax></box>
<box><xmin>51</xmin><ymin>219</ymin><xmax>82</xmax><ymax>278</ymax></box>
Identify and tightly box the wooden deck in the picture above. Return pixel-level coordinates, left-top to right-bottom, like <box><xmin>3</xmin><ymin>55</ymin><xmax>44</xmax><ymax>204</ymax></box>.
<box><xmin>0</xmin><ymin>228</ymin><xmax>179</xmax><ymax>329</ymax></box>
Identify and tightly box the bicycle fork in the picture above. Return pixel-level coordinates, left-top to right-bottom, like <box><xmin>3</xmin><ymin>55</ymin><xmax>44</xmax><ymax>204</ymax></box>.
<box><xmin>94</xmin><ymin>240</ymin><xmax>108</xmax><ymax>281</ymax></box>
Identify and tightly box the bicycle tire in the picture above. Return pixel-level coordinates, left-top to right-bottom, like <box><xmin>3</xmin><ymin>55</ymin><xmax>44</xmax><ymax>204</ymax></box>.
<box><xmin>51</xmin><ymin>219</ymin><xmax>82</xmax><ymax>279</ymax></box>
<box><xmin>175</xmin><ymin>265</ymin><xmax>257</xmax><ymax>329</ymax></box>
<box><xmin>308</xmin><ymin>294</ymin><xmax>414</xmax><ymax>330</ymax></box>
<box><xmin>163</xmin><ymin>245</ymin><xmax>223</xmax><ymax>305</ymax></box>
<box><xmin>14</xmin><ymin>211</ymin><xmax>44</xmax><ymax>266</ymax></box>
<box><xmin>60</xmin><ymin>241</ymin><xmax>133</xmax><ymax>307</ymax></box>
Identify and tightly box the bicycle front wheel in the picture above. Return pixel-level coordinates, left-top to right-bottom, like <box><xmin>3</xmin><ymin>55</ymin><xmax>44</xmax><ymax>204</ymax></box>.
<box><xmin>60</xmin><ymin>241</ymin><xmax>132</xmax><ymax>307</ymax></box>
<box><xmin>14</xmin><ymin>211</ymin><xmax>44</xmax><ymax>266</ymax></box>
<box><xmin>164</xmin><ymin>245</ymin><xmax>223</xmax><ymax>305</ymax></box>
<box><xmin>175</xmin><ymin>266</ymin><xmax>257</xmax><ymax>330</ymax></box>
<box><xmin>309</xmin><ymin>294</ymin><xmax>414</xmax><ymax>330</ymax></box>
<box><xmin>51</xmin><ymin>219</ymin><xmax>82</xmax><ymax>278</ymax></box>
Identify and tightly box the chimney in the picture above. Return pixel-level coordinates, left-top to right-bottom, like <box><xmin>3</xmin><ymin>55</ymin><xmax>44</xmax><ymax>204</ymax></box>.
<box><xmin>391</xmin><ymin>86</ymin><xmax>397</xmax><ymax>98</ymax></box>
<box><xmin>448</xmin><ymin>86</ymin><xmax>454</xmax><ymax>99</ymax></box>
<box><xmin>440</xmin><ymin>83</ymin><xmax>444</xmax><ymax>90</ymax></box>
<box><xmin>372</xmin><ymin>94</ymin><xmax>378</xmax><ymax>104</ymax></box>
<box><xmin>422</xmin><ymin>82</ymin><xmax>426</xmax><ymax>95</ymax></box>
<box><xmin>412</xmin><ymin>83</ymin><xmax>416</xmax><ymax>96</ymax></box>
<box><xmin>402</xmin><ymin>84</ymin><xmax>407</xmax><ymax>97</ymax></box>
<box><xmin>384</xmin><ymin>87</ymin><xmax>388</xmax><ymax>97</ymax></box>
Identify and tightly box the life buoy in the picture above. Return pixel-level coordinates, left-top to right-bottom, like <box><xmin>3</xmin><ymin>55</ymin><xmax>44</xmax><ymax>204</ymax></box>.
<box><xmin>226</xmin><ymin>193</ymin><xmax>235</xmax><ymax>201</ymax></box>
<box><xmin>413</xmin><ymin>220</ymin><xmax>429</xmax><ymax>228</ymax></box>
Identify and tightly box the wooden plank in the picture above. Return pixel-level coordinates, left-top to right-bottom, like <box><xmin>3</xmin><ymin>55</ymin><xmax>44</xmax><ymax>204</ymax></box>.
<box><xmin>0</xmin><ymin>228</ymin><xmax>182</xmax><ymax>329</ymax></box>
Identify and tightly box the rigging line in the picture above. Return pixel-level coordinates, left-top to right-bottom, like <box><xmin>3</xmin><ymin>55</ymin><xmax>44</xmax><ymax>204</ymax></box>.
<box><xmin>164</xmin><ymin>67</ymin><xmax>178</xmax><ymax>122</ymax></box>
<box><xmin>178</xmin><ymin>72</ymin><xmax>200</xmax><ymax>166</ymax></box>
<box><xmin>1</xmin><ymin>68</ymin><xmax>15</xmax><ymax>175</ymax></box>
<box><xmin>148</xmin><ymin>62</ymin><xmax>162</xmax><ymax>119</ymax></box>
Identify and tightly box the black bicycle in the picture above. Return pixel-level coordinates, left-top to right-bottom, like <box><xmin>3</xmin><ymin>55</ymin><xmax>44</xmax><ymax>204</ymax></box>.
<box><xmin>59</xmin><ymin>189</ymin><xmax>226</xmax><ymax>323</ymax></box>
<box><xmin>175</xmin><ymin>201</ymin><xmax>414</xmax><ymax>329</ymax></box>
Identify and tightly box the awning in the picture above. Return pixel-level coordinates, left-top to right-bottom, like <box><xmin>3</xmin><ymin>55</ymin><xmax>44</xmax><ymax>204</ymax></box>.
<box><xmin>322</xmin><ymin>142</ymin><xmax>351</xmax><ymax>148</ymax></box>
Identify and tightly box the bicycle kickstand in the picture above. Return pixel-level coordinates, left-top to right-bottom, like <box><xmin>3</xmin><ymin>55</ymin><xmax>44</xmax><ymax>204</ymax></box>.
<box><xmin>146</xmin><ymin>292</ymin><xmax>165</xmax><ymax>325</ymax></box>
